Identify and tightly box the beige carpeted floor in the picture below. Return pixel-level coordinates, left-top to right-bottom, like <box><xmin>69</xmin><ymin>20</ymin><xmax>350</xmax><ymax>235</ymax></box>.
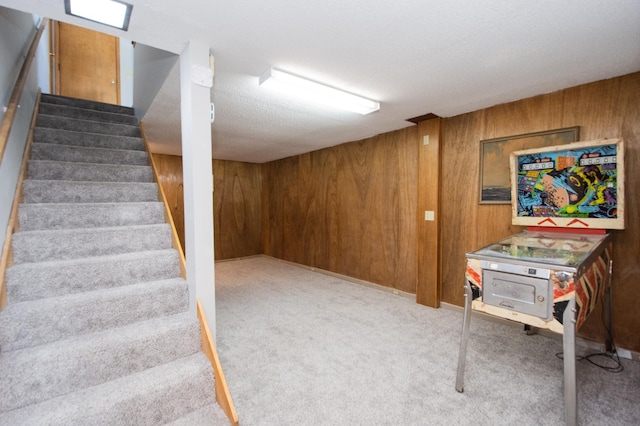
<box><xmin>215</xmin><ymin>256</ymin><xmax>640</xmax><ymax>426</ymax></box>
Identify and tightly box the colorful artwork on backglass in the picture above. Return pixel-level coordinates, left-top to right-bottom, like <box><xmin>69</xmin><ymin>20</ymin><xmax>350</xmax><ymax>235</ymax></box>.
<box><xmin>510</xmin><ymin>139</ymin><xmax>624</xmax><ymax>229</ymax></box>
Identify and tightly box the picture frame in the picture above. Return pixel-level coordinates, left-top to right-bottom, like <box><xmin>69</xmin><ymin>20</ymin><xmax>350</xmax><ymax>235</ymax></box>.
<box><xmin>478</xmin><ymin>126</ymin><xmax>580</xmax><ymax>204</ymax></box>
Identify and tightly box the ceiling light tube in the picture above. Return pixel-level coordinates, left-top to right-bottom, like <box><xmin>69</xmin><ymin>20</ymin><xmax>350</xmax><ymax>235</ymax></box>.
<box><xmin>65</xmin><ymin>0</ymin><xmax>133</xmax><ymax>31</ymax></box>
<box><xmin>259</xmin><ymin>68</ymin><xmax>380</xmax><ymax>115</ymax></box>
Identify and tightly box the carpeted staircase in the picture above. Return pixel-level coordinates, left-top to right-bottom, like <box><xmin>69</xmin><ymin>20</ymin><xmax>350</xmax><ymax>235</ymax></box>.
<box><xmin>0</xmin><ymin>94</ymin><xmax>227</xmax><ymax>425</ymax></box>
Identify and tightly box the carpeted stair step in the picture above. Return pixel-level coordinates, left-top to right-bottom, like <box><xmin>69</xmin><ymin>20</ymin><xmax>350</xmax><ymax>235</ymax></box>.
<box><xmin>40</xmin><ymin>93</ymin><xmax>135</xmax><ymax>116</ymax></box>
<box><xmin>38</xmin><ymin>102</ymin><xmax>139</xmax><ymax>126</ymax></box>
<box><xmin>0</xmin><ymin>93</ymin><xmax>224</xmax><ymax>424</ymax></box>
<box><xmin>37</xmin><ymin>114</ymin><xmax>141</xmax><ymax>137</ymax></box>
<box><xmin>22</xmin><ymin>179</ymin><xmax>159</xmax><ymax>203</ymax></box>
<box><xmin>0</xmin><ymin>352</ymin><xmax>215</xmax><ymax>425</ymax></box>
<box><xmin>31</xmin><ymin>142</ymin><xmax>149</xmax><ymax>165</ymax></box>
<box><xmin>0</xmin><ymin>312</ymin><xmax>200</xmax><ymax>412</ymax></box>
<box><xmin>34</xmin><ymin>127</ymin><xmax>145</xmax><ymax>151</ymax></box>
<box><xmin>11</xmin><ymin>224</ymin><xmax>171</xmax><ymax>264</ymax></box>
<box><xmin>5</xmin><ymin>249</ymin><xmax>181</xmax><ymax>303</ymax></box>
<box><xmin>168</xmin><ymin>403</ymin><xmax>230</xmax><ymax>425</ymax></box>
<box><xmin>18</xmin><ymin>202</ymin><xmax>165</xmax><ymax>231</ymax></box>
<box><xmin>0</xmin><ymin>278</ymin><xmax>188</xmax><ymax>352</ymax></box>
<box><xmin>28</xmin><ymin>160</ymin><xmax>153</xmax><ymax>182</ymax></box>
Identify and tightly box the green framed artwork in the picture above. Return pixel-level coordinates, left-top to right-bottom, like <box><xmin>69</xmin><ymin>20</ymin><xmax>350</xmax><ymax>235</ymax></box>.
<box><xmin>478</xmin><ymin>127</ymin><xmax>580</xmax><ymax>204</ymax></box>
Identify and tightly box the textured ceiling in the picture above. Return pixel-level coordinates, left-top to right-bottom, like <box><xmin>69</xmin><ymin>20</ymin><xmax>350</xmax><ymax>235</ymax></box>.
<box><xmin>3</xmin><ymin>0</ymin><xmax>640</xmax><ymax>163</ymax></box>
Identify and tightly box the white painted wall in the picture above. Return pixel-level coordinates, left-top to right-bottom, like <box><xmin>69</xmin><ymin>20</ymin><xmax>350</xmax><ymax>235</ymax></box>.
<box><xmin>180</xmin><ymin>40</ymin><xmax>216</xmax><ymax>337</ymax></box>
<box><xmin>34</xmin><ymin>15</ymin><xmax>50</xmax><ymax>94</ymax></box>
<box><xmin>119</xmin><ymin>38</ymin><xmax>134</xmax><ymax>107</ymax></box>
<box><xmin>0</xmin><ymin>6</ymin><xmax>43</xmax><ymax>254</ymax></box>
<box><xmin>132</xmin><ymin>43</ymin><xmax>178</xmax><ymax>119</ymax></box>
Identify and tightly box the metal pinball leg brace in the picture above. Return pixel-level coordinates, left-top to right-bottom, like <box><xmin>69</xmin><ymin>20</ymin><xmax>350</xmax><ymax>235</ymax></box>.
<box><xmin>454</xmin><ymin>280</ymin><xmax>473</xmax><ymax>393</ymax></box>
<box><xmin>562</xmin><ymin>298</ymin><xmax>577</xmax><ymax>426</ymax></box>
<box><xmin>454</xmin><ymin>279</ymin><xmax>593</xmax><ymax>426</ymax></box>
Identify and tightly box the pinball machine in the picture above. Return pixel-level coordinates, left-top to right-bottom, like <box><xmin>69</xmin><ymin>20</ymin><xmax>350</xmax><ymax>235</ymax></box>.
<box><xmin>455</xmin><ymin>139</ymin><xmax>625</xmax><ymax>426</ymax></box>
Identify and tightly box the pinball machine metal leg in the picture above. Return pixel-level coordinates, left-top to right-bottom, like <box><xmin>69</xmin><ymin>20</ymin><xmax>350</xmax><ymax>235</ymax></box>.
<box><xmin>563</xmin><ymin>298</ymin><xmax>577</xmax><ymax>426</ymax></box>
<box><xmin>603</xmin><ymin>258</ymin><xmax>614</xmax><ymax>353</ymax></box>
<box><xmin>455</xmin><ymin>280</ymin><xmax>473</xmax><ymax>393</ymax></box>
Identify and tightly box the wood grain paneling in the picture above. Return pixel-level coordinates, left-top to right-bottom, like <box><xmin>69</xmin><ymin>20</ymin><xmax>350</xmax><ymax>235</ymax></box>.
<box><xmin>151</xmin><ymin>154</ymin><xmax>185</xmax><ymax>250</ymax></box>
<box><xmin>263</xmin><ymin>127</ymin><xmax>419</xmax><ymax>293</ymax></box>
<box><xmin>440</xmin><ymin>72</ymin><xmax>640</xmax><ymax>352</ymax></box>
<box><xmin>152</xmin><ymin>72</ymin><xmax>639</xmax><ymax>353</ymax></box>
<box><xmin>213</xmin><ymin>159</ymin><xmax>263</xmax><ymax>260</ymax></box>
<box><xmin>559</xmin><ymin>74</ymin><xmax>640</xmax><ymax>350</ymax></box>
<box><xmin>151</xmin><ymin>154</ymin><xmax>262</xmax><ymax>261</ymax></box>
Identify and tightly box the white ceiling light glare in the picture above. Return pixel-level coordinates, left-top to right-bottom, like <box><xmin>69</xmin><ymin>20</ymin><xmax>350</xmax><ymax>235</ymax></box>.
<box><xmin>65</xmin><ymin>0</ymin><xmax>133</xmax><ymax>31</ymax></box>
<box><xmin>259</xmin><ymin>68</ymin><xmax>380</xmax><ymax>115</ymax></box>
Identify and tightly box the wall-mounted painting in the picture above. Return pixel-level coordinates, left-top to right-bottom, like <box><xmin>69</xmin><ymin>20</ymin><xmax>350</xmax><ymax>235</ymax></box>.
<box><xmin>479</xmin><ymin>127</ymin><xmax>580</xmax><ymax>204</ymax></box>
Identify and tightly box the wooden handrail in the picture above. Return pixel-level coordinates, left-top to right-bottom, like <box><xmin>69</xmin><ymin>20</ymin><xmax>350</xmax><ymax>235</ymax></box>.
<box><xmin>0</xmin><ymin>91</ymin><xmax>41</xmax><ymax>310</ymax></box>
<box><xmin>0</xmin><ymin>18</ymin><xmax>49</xmax><ymax>168</ymax></box>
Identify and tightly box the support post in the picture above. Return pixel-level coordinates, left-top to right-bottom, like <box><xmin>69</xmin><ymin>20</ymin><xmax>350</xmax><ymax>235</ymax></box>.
<box><xmin>416</xmin><ymin>118</ymin><xmax>442</xmax><ymax>307</ymax></box>
<box><xmin>180</xmin><ymin>40</ymin><xmax>216</xmax><ymax>339</ymax></box>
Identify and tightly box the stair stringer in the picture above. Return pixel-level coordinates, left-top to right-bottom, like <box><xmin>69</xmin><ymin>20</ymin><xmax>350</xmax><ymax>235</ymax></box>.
<box><xmin>142</xmin><ymin>123</ymin><xmax>239</xmax><ymax>426</ymax></box>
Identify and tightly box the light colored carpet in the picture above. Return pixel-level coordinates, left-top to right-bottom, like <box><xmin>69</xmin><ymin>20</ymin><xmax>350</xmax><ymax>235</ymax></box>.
<box><xmin>0</xmin><ymin>94</ymin><xmax>223</xmax><ymax>423</ymax></box>
<box><xmin>215</xmin><ymin>255</ymin><xmax>640</xmax><ymax>425</ymax></box>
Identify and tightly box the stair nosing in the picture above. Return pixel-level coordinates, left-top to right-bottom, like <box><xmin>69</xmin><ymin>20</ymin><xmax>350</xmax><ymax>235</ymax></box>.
<box><xmin>31</xmin><ymin>142</ymin><xmax>150</xmax><ymax>157</ymax></box>
<box><xmin>37</xmin><ymin>113</ymin><xmax>140</xmax><ymax>130</ymax></box>
<box><xmin>34</xmin><ymin>126</ymin><xmax>144</xmax><ymax>142</ymax></box>
<box><xmin>38</xmin><ymin>102</ymin><xmax>138</xmax><ymax>121</ymax></box>
<box><xmin>28</xmin><ymin>158</ymin><xmax>152</xmax><ymax>170</ymax></box>
<box><xmin>40</xmin><ymin>94</ymin><xmax>135</xmax><ymax>115</ymax></box>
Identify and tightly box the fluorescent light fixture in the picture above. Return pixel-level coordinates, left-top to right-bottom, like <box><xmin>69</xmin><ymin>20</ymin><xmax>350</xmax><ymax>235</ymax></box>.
<box><xmin>65</xmin><ymin>0</ymin><xmax>133</xmax><ymax>31</ymax></box>
<box><xmin>259</xmin><ymin>68</ymin><xmax>380</xmax><ymax>115</ymax></box>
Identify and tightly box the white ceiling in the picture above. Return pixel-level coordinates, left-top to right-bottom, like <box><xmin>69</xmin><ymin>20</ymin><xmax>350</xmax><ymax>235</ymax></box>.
<box><xmin>3</xmin><ymin>0</ymin><xmax>640</xmax><ymax>163</ymax></box>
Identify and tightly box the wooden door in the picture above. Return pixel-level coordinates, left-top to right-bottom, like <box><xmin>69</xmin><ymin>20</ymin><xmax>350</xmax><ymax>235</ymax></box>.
<box><xmin>54</xmin><ymin>22</ymin><xmax>120</xmax><ymax>104</ymax></box>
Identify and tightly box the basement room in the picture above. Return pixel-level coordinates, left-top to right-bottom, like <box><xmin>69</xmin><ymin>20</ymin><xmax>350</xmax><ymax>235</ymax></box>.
<box><xmin>1</xmin><ymin>1</ymin><xmax>639</xmax><ymax>425</ymax></box>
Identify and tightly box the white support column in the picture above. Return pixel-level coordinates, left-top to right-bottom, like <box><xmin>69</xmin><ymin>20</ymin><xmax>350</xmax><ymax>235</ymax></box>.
<box><xmin>180</xmin><ymin>40</ymin><xmax>216</xmax><ymax>338</ymax></box>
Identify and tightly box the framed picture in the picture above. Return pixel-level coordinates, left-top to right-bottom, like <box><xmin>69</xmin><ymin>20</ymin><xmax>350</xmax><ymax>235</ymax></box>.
<box><xmin>479</xmin><ymin>127</ymin><xmax>580</xmax><ymax>204</ymax></box>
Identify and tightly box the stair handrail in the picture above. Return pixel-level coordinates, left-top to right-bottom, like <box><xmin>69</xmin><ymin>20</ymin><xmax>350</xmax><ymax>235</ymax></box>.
<box><xmin>0</xmin><ymin>91</ymin><xmax>41</xmax><ymax>309</ymax></box>
<box><xmin>0</xmin><ymin>18</ymin><xmax>48</xmax><ymax>168</ymax></box>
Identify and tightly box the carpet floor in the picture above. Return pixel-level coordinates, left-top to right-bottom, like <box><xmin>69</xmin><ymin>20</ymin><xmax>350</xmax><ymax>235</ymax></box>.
<box><xmin>215</xmin><ymin>256</ymin><xmax>640</xmax><ymax>426</ymax></box>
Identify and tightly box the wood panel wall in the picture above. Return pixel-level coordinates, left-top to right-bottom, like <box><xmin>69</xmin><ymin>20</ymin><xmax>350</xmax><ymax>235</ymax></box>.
<box><xmin>150</xmin><ymin>72</ymin><xmax>639</xmax><ymax>353</ymax></box>
<box><xmin>440</xmin><ymin>72</ymin><xmax>640</xmax><ymax>352</ymax></box>
<box><xmin>151</xmin><ymin>154</ymin><xmax>186</xmax><ymax>250</ymax></box>
<box><xmin>151</xmin><ymin>154</ymin><xmax>263</xmax><ymax>260</ymax></box>
<box><xmin>213</xmin><ymin>159</ymin><xmax>263</xmax><ymax>259</ymax></box>
<box><xmin>262</xmin><ymin>127</ymin><xmax>419</xmax><ymax>293</ymax></box>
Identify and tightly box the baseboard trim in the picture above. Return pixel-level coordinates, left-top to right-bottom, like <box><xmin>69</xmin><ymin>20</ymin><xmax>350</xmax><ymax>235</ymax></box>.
<box><xmin>256</xmin><ymin>254</ymin><xmax>416</xmax><ymax>300</ymax></box>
